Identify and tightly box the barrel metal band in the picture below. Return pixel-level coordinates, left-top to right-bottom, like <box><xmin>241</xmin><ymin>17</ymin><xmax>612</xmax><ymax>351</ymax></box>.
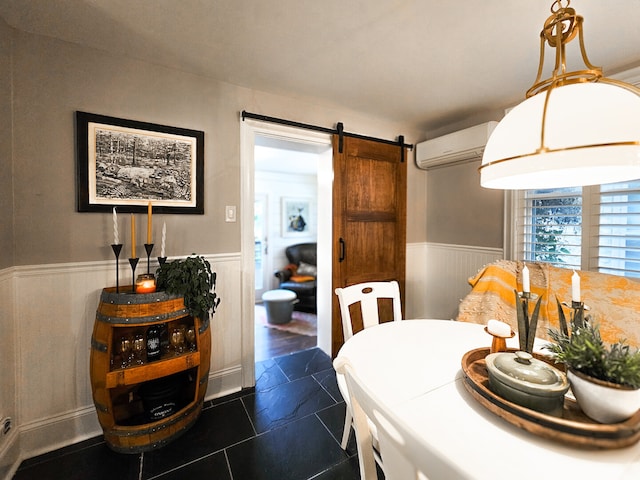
<box><xmin>93</xmin><ymin>401</ymin><xmax>109</xmax><ymax>413</ymax></box>
<box><xmin>105</xmin><ymin>407</ymin><xmax>201</xmax><ymax>453</ymax></box>
<box><xmin>96</xmin><ymin>308</ymin><xmax>190</xmax><ymax>325</ymax></box>
<box><xmin>91</xmin><ymin>336</ymin><xmax>108</xmax><ymax>353</ymax></box>
<box><xmin>198</xmin><ymin>316</ymin><xmax>210</xmax><ymax>334</ymax></box>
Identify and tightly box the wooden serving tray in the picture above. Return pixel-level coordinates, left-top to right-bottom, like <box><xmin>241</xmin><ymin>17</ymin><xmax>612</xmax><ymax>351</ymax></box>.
<box><xmin>461</xmin><ymin>348</ymin><xmax>640</xmax><ymax>449</ymax></box>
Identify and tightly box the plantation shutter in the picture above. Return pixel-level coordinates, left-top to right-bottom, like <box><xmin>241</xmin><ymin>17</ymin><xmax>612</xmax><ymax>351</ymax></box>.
<box><xmin>597</xmin><ymin>180</ymin><xmax>640</xmax><ymax>278</ymax></box>
<box><xmin>518</xmin><ymin>187</ymin><xmax>583</xmax><ymax>269</ymax></box>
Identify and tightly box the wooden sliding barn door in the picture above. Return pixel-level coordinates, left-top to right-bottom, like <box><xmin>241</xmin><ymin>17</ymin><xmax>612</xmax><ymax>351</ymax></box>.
<box><xmin>331</xmin><ymin>135</ymin><xmax>407</xmax><ymax>356</ymax></box>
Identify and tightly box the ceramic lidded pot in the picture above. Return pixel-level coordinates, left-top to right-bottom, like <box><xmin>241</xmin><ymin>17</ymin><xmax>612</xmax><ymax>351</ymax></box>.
<box><xmin>485</xmin><ymin>351</ymin><xmax>569</xmax><ymax>414</ymax></box>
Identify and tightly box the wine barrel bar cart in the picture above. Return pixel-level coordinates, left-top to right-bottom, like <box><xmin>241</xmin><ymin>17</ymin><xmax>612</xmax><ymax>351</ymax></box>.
<box><xmin>90</xmin><ymin>287</ymin><xmax>211</xmax><ymax>453</ymax></box>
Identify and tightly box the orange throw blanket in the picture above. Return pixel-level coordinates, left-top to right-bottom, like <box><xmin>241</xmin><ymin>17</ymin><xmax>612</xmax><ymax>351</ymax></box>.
<box><xmin>456</xmin><ymin>260</ymin><xmax>640</xmax><ymax>347</ymax></box>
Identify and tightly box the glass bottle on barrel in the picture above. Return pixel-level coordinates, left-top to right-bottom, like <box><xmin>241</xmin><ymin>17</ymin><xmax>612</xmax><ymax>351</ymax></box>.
<box><xmin>146</xmin><ymin>324</ymin><xmax>162</xmax><ymax>362</ymax></box>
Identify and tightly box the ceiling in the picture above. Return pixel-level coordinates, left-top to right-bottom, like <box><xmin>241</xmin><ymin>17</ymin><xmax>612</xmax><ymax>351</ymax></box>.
<box><xmin>1</xmin><ymin>0</ymin><xmax>640</xmax><ymax>136</ymax></box>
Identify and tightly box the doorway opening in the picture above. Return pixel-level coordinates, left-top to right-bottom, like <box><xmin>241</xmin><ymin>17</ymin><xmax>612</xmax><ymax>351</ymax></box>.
<box><xmin>240</xmin><ymin>119</ymin><xmax>333</xmax><ymax>382</ymax></box>
<box><xmin>253</xmin><ymin>135</ymin><xmax>324</xmax><ymax>361</ymax></box>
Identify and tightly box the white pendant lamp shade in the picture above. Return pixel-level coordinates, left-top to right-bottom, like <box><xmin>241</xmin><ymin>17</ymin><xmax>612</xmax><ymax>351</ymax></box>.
<box><xmin>481</xmin><ymin>82</ymin><xmax>640</xmax><ymax>189</ymax></box>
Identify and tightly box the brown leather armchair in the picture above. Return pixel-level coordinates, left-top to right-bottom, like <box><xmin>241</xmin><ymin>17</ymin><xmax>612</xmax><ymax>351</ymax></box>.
<box><xmin>274</xmin><ymin>243</ymin><xmax>317</xmax><ymax>313</ymax></box>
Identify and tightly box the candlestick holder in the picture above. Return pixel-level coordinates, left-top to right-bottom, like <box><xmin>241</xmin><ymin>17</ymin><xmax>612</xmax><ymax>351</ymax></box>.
<box><xmin>485</xmin><ymin>326</ymin><xmax>516</xmax><ymax>354</ymax></box>
<box><xmin>144</xmin><ymin>243</ymin><xmax>154</xmax><ymax>274</ymax></box>
<box><xmin>129</xmin><ymin>258</ymin><xmax>139</xmax><ymax>294</ymax></box>
<box><xmin>514</xmin><ymin>290</ymin><xmax>543</xmax><ymax>353</ymax></box>
<box><xmin>557</xmin><ymin>298</ymin><xmax>590</xmax><ymax>335</ymax></box>
<box><xmin>111</xmin><ymin>244</ymin><xmax>123</xmax><ymax>293</ymax></box>
<box><xmin>158</xmin><ymin>256</ymin><xmax>167</xmax><ymax>266</ymax></box>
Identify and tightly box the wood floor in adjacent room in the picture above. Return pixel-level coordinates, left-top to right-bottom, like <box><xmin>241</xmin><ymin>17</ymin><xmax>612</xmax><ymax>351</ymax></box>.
<box><xmin>254</xmin><ymin>304</ymin><xmax>317</xmax><ymax>362</ymax></box>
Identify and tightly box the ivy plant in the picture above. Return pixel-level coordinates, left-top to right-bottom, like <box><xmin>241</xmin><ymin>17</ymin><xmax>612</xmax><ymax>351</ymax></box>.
<box><xmin>156</xmin><ymin>255</ymin><xmax>221</xmax><ymax>321</ymax></box>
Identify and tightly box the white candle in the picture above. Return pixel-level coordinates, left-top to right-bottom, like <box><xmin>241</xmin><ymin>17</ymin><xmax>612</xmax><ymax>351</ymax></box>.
<box><xmin>112</xmin><ymin>207</ymin><xmax>119</xmax><ymax>245</ymax></box>
<box><xmin>572</xmin><ymin>270</ymin><xmax>581</xmax><ymax>302</ymax></box>
<box><xmin>522</xmin><ymin>264</ymin><xmax>530</xmax><ymax>293</ymax></box>
<box><xmin>147</xmin><ymin>202</ymin><xmax>152</xmax><ymax>244</ymax></box>
<box><xmin>487</xmin><ymin>319</ymin><xmax>511</xmax><ymax>338</ymax></box>
<box><xmin>161</xmin><ymin>222</ymin><xmax>166</xmax><ymax>257</ymax></box>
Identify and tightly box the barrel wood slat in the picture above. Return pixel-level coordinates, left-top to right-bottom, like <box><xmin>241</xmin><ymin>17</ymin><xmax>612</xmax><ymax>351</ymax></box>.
<box><xmin>90</xmin><ymin>287</ymin><xmax>211</xmax><ymax>453</ymax></box>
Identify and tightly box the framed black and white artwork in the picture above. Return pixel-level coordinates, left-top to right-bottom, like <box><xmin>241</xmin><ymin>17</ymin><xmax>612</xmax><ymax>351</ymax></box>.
<box><xmin>76</xmin><ymin>111</ymin><xmax>204</xmax><ymax>214</ymax></box>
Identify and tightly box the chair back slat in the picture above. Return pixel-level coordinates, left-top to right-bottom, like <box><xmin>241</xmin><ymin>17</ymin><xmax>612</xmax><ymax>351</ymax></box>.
<box><xmin>335</xmin><ymin>281</ymin><xmax>402</xmax><ymax>341</ymax></box>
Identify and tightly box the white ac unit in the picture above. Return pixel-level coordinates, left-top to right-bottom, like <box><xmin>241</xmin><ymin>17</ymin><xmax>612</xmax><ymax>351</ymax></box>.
<box><xmin>415</xmin><ymin>121</ymin><xmax>498</xmax><ymax>170</ymax></box>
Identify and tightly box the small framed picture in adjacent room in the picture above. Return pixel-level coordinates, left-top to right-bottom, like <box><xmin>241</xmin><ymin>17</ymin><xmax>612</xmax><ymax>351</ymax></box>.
<box><xmin>281</xmin><ymin>197</ymin><xmax>312</xmax><ymax>237</ymax></box>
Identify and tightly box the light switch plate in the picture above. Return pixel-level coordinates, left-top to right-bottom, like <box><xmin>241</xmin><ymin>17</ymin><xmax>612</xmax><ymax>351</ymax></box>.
<box><xmin>225</xmin><ymin>205</ymin><xmax>236</xmax><ymax>222</ymax></box>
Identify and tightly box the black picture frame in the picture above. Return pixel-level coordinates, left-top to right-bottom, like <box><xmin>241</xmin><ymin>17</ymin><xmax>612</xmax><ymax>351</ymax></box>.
<box><xmin>76</xmin><ymin>111</ymin><xmax>204</xmax><ymax>214</ymax></box>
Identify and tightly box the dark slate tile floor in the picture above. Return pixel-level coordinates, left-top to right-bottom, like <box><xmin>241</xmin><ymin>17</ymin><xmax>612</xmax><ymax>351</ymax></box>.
<box><xmin>13</xmin><ymin>347</ymin><xmax>370</xmax><ymax>480</ymax></box>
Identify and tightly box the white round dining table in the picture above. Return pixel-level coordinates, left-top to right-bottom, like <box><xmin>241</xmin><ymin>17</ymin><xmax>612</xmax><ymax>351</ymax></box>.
<box><xmin>335</xmin><ymin>319</ymin><xmax>640</xmax><ymax>480</ymax></box>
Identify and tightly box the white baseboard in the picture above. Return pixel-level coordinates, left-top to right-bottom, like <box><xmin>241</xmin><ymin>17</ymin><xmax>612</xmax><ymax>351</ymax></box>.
<box><xmin>18</xmin><ymin>406</ymin><xmax>101</xmax><ymax>461</ymax></box>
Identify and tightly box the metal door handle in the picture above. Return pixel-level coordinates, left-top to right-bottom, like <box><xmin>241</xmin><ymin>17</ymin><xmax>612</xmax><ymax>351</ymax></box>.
<box><xmin>339</xmin><ymin>238</ymin><xmax>345</xmax><ymax>262</ymax></box>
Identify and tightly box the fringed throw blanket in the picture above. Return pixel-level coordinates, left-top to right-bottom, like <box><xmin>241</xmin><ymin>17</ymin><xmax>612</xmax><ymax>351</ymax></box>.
<box><xmin>456</xmin><ymin>260</ymin><xmax>640</xmax><ymax>347</ymax></box>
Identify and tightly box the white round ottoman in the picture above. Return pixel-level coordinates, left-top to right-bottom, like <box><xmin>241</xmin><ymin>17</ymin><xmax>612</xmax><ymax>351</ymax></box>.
<box><xmin>261</xmin><ymin>289</ymin><xmax>298</xmax><ymax>324</ymax></box>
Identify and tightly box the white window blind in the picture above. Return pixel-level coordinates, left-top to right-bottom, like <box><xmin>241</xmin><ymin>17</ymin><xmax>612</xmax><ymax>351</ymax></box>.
<box><xmin>520</xmin><ymin>187</ymin><xmax>582</xmax><ymax>269</ymax></box>
<box><xmin>598</xmin><ymin>180</ymin><xmax>640</xmax><ymax>278</ymax></box>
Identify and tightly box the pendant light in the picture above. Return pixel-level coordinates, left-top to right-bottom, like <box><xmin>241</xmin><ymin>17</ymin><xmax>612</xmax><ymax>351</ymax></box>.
<box><xmin>480</xmin><ymin>0</ymin><xmax>640</xmax><ymax>190</ymax></box>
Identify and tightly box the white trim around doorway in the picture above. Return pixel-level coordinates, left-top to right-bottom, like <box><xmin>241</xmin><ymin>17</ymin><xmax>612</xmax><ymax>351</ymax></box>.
<box><xmin>240</xmin><ymin>119</ymin><xmax>333</xmax><ymax>388</ymax></box>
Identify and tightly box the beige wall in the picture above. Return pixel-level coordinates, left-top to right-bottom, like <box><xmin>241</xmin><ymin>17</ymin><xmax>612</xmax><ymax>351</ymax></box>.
<box><xmin>0</xmin><ymin>18</ymin><xmax>13</xmax><ymax>269</ymax></box>
<box><xmin>426</xmin><ymin>161</ymin><xmax>503</xmax><ymax>248</ymax></box>
<box><xmin>0</xmin><ymin>25</ymin><xmax>434</xmax><ymax>469</ymax></box>
<box><xmin>7</xmin><ymin>29</ymin><xmax>426</xmax><ymax>267</ymax></box>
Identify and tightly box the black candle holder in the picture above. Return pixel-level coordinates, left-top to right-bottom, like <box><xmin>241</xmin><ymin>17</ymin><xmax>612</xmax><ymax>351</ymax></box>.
<box><xmin>158</xmin><ymin>256</ymin><xmax>167</xmax><ymax>266</ymax></box>
<box><xmin>111</xmin><ymin>244</ymin><xmax>123</xmax><ymax>293</ymax></box>
<box><xmin>129</xmin><ymin>258</ymin><xmax>139</xmax><ymax>294</ymax></box>
<box><xmin>144</xmin><ymin>243</ymin><xmax>154</xmax><ymax>274</ymax></box>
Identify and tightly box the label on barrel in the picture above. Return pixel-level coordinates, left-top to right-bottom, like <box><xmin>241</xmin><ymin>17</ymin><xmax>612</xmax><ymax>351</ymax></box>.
<box><xmin>146</xmin><ymin>325</ymin><xmax>161</xmax><ymax>361</ymax></box>
<box><xmin>149</xmin><ymin>401</ymin><xmax>176</xmax><ymax>420</ymax></box>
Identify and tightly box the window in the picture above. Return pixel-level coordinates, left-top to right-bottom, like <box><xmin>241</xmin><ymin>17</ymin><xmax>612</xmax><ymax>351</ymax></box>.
<box><xmin>514</xmin><ymin>180</ymin><xmax>640</xmax><ymax>278</ymax></box>
<box><xmin>598</xmin><ymin>181</ymin><xmax>640</xmax><ymax>278</ymax></box>
<box><xmin>519</xmin><ymin>187</ymin><xmax>582</xmax><ymax>269</ymax></box>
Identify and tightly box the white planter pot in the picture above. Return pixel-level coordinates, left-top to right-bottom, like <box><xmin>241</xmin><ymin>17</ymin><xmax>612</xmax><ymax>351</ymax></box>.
<box><xmin>568</xmin><ymin>369</ymin><xmax>640</xmax><ymax>424</ymax></box>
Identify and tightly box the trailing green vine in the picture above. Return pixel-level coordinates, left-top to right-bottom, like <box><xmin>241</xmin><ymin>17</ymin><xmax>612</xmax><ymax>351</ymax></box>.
<box><xmin>156</xmin><ymin>255</ymin><xmax>221</xmax><ymax>321</ymax></box>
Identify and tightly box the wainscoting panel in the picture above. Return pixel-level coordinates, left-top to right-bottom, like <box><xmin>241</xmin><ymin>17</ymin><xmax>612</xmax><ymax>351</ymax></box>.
<box><xmin>11</xmin><ymin>253</ymin><xmax>242</xmax><ymax>463</ymax></box>
<box><xmin>425</xmin><ymin>243</ymin><xmax>503</xmax><ymax>320</ymax></box>
<box><xmin>0</xmin><ymin>268</ymin><xmax>19</xmax><ymax>480</ymax></box>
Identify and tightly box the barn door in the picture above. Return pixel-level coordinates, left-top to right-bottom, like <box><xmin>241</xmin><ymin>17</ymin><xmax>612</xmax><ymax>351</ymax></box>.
<box><xmin>331</xmin><ymin>135</ymin><xmax>407</xmax><ymax>356</ymax></box>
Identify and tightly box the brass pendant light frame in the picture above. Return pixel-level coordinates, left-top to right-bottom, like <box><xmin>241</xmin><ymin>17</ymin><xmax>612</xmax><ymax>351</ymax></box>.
<box><xmin>479</xmin><ymin>0</ymin><xmax>640</xmax><ymax>184</ymax></box>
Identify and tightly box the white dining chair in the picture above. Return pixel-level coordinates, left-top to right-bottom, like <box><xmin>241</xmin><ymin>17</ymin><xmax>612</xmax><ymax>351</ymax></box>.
<box><xmin>335</xmin><ymin>280</ymin><xmax>402</xmax><ymax>341</ymax></box>
<box><xmin>334</xmin><ymin>281</ymin><xmax>402</xmax><ymax>457</ymax></box>
<box><xmin>334</xmin><ymin>357</ymin><xmax>439</xmax><ymax>480</ymax></box>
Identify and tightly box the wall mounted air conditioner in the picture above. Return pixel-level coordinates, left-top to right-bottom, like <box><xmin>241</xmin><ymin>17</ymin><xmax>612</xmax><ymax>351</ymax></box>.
<box><xmin>416</xmin><ymin>121</ymin><xmax>498</xmax><ymax>170</ymax></box>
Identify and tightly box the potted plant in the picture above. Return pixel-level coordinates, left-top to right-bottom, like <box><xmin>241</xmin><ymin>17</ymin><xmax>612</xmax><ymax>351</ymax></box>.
<box><xmin>545</xmin><ymin>304</ymin><xmax>640</xmax><ymax>423</ymax></box>
<box><xmin>156</xmin><ymin>254</ymin><xmax>221</xmax><ymax>321</ymax></box>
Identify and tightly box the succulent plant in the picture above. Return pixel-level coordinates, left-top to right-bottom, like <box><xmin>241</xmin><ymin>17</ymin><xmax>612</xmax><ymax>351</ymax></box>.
<box><xmin>545</xmin><ymin>300</ymin><xmax>640</xmax><ymax>389</ymax></box>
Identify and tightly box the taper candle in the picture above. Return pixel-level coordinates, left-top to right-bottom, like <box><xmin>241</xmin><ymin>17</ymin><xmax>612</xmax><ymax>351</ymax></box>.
<box><xmin>131</xmin><ymin>214</ymin><xmax>136</xmax><ymax>258</ymax></box>
<box><xmin>147</xmin><ymin>202</ymin><xmax>152</xmax><ymax>244</ymax></box>
<box><xmin>112</xmin><ymin>207</ymin><xmax>119</xmax><ymax>244</ymax></box>
<box><xmin>161</xmin><ymin>221</ymin><xmax>166</xmax><ymax>257</ymax></box>
<box><xmin>572</xmin><ymin>270</ymin><xmax>581</xmax><ymax>302</ymax></box>
<box><xmin>522</xmin><ymin>264</ymin><xmax>530</xmax><ymax>293</ymax></box>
